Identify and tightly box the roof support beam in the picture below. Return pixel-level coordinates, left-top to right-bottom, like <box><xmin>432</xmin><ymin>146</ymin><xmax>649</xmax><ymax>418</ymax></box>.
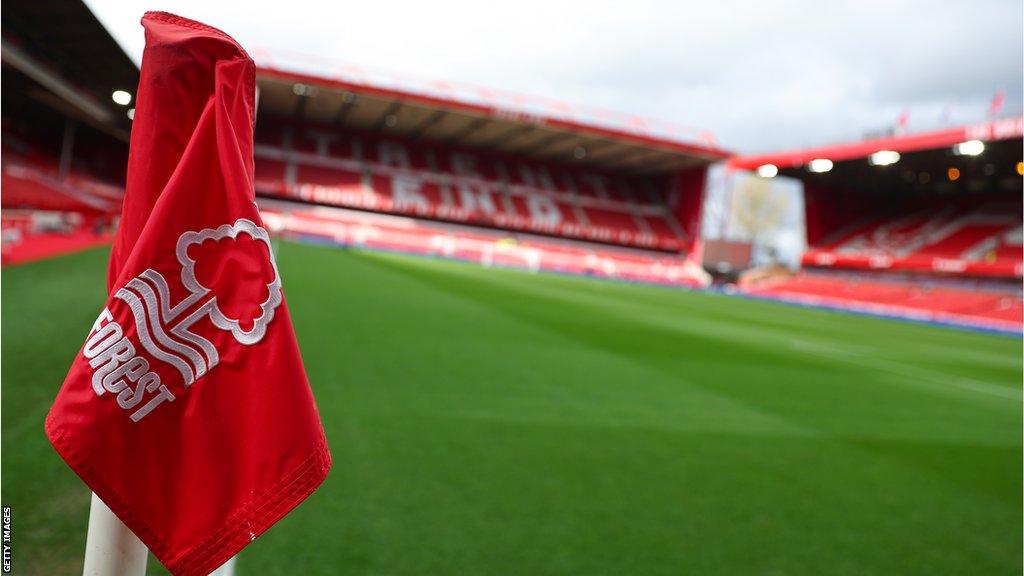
<box><xmin>1</xmin><ymin>39</ymin><xmax>113</xmax><ymax>125</ymax></box>
<box><xmin>406</xmin><ymin>109</ymin><xmax>446</xmax><ymax>138</ymax></box>
<box><xmin>475</xmin><ymin>124</ymin><xmax>536</xmax><ymax>150</ymax></box>
<box><xmin>292</xmin><ymin>93</ymin><xmax>308</xmax><ymax>121</ymax></box>
<box><xmin>603</xmin><ymin>148</ymin><xmax>665</xmax><ymax>171</ymax></box>
<box><xmin>59</xmin><ymin>118</ymin><xmax>77</xmax><ymax>180</ymax></box>
<box><xmin>444</xmin><ymin>117</ymin><xmax>489</xmax><ymax>145</ymax></box>
<box><xmin>642</xmin><ymin>156</ymin><xmax>690</xmax><ymax>173</ymax></box>
<box><xmin>371</xmin><ymin>101</ymin><xmax>403</xmax><ymax>132</ymax></box>
<box><xmin>333</xmin><ymin>92</ymin><xmax>357</xmax><ymax>126</ymax></box>
<box><xmin>576</xmin><ymin>140</ymin><xmax>633</xmax><ymax>164</ymax></box>
<box><xmin>517</xmin><ymin>132</ymin><xmax>576</xmax><ymax>156</ymax></box>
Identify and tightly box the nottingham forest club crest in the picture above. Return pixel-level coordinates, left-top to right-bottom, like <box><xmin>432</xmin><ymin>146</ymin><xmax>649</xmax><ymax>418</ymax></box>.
<box><xmin>81</xmin><ymin>219</ymin><xmax>283</xmax><ymax>422</ymax></box>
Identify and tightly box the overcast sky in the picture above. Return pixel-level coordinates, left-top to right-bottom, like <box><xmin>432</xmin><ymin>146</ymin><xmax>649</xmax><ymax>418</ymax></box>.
<box><xmin>84</xmin><ymin>0</ymin><xmax>1022</xmax><ymax>154</ymax></box>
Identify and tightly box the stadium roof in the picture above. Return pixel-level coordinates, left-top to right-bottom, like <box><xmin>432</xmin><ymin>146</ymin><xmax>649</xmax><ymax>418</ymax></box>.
<box><xmin>1</xmin><ymin>0</ymin><xmax>139</xmax><ymax>138</ymax></box>
<box><xmin>254</xmin><ymin>52</ymin><xmax>730</xmax><ymax>175</ymax></box>
<box><xmin>729</xmin><ymin>117</ymin><xmax>1024</xmax><ymax>197</ymax></box>
<box><xmin>729</xmin><ymin>117</ymin><xmax>1024</xmax><ymax>172</ymax></box>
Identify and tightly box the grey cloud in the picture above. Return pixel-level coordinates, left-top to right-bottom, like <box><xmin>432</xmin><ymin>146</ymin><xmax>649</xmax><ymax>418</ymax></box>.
<box><xmin>87</xmin><ymin>0</ymin><xmax>1022</xmax><ymax>153</ymax></box>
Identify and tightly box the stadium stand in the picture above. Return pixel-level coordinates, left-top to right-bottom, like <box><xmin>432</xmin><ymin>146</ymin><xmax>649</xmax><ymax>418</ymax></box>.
<box><xmin>804</xmin><ymin>197</ymin><xmax>1022</xmax><ymax>277</ymax></box>
<box><xmin>745</xmin><ymin>271</ymin><xmax>1022</xmax><ymax>331</ymax></box>
<box><xmin>731</xmin><ymin>118</ymin><xmax>1024</xmax><ymax>331</ymax></box>
<box><xmin>252</xmin><ymin>121</ymin><xmax>690</xmax><ymax>251</ymax></box>
<box><xmin>2</xmin><ymin>141</ymin><xmax>123</xmax><ymax>216</ymax></box>
<box><xmin>3</xmin><ymin>0</ymin><xmax>728</xmax><ymax>287</ymax></box>
<box><xmin>2</xmin><ymin>0</ymin><xmax>133</xmax><ymax>263</ymax></box>
<box><xmin>4</xmin><ymin>0</ymin><xmax>1017</xmax><ymax>333</ymax></box>
<box><xmin>247</xmin><ymin>63</ymin><xmax>728</xmax><ymax>262</ymax></box>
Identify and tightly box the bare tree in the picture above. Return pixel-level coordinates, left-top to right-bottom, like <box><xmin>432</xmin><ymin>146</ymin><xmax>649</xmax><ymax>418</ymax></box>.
<box><xmin>731</xmin><ymin>175</ymin><xmax>788</xmax><ymax>249</ymax></box>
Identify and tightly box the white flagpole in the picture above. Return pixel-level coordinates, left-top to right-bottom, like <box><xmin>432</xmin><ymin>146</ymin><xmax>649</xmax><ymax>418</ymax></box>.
<box><xmin>82</xmin><ymin>493</ymin><xmax>238</xmax><ymax>575</ymax></box>
<box><xmin>82</xmin><ymin>493</ymin><xmax>147</xmax><ymax>575</ymax></box>
<box><xmin>209</xmin><ymin>556</ymin><xmax>238</xmax><ymax>576</ymax></box>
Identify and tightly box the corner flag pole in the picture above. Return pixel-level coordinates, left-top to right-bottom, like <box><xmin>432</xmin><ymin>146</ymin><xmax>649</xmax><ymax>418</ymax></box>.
<box><xmin>82</xmin><ymin>493</ymin><xmax>238</xmax><ymax>575</ymax></box>
<box><xmin>82</xmin><ymin>493</ymin><xmax>147</xmax><ymax>575</ymax></box>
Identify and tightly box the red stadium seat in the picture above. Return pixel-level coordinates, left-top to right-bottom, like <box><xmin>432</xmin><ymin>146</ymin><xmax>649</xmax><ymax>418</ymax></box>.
<box><xmin>747</xmin><ymin>272</ymin><xmax>1022</xmax><ymax>330</ymax></box>
<box><xmin>803</xmin><ymin>201</ymin><xmax>1022</xmax><ymax>278</ymax></box>
<box><xmin>251</xmin><ymin>128</ymin><xmax>690</xmax><ymax>252</ymax></box>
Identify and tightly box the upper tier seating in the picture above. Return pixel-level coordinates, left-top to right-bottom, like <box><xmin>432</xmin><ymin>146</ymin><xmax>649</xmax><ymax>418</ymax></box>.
<box><xmin>251</xmin><ymin>122</ymin><xmax>689</xmax><ymax>252</ymax></box>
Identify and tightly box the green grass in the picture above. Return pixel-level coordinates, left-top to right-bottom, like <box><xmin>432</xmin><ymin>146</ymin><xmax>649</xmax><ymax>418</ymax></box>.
<box><xmin>3</xmin><ymin>242</ymin><xmax>1021</xmax><ymax>575</ymax></box>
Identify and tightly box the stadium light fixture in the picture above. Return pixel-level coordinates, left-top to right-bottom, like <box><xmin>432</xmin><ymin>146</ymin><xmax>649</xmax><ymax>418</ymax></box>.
<box><xmin>126</xmin><ymin>108</ymin><xmax>135</xmax><ymax>120</ymax></box>
<box><xmin>292</xmin><ymin>83</ymin><xmax>318</xmax><ymax>97</ymax></box>
<box><xmin>947</xmin><ymin>167</ymin><xmax>960</xmax><ymax>181</ymax></box>
<box><xmin>1017</xmin><ymin>161</ymin><xmax>1023</xmax><ymax>176</ymax></box>
<box><xmin>953</xmin><ymin>140</ymin><xmax>984</xmax><ymax>156</ymax></box>
<box><xmin>111</xmin><ymin>90</ymin><xmax>132</xmax><ymax>106</ymax></box>
<box><xmin>807</xmin><ymin>159</ymin><xmax>833</xmax><ymax>173</ymax></box>
<box><xmin>756</xmin><ymin>164</ymin><xmax>778</xmax><ymax>178</ymax></box>
<box><xmin>869</xmin><ymin>150</ymin><xmax>900</xmax><ymax>166</ymax></box>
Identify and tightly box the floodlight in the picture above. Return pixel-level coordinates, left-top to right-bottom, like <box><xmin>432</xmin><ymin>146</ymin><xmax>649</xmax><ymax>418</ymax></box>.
<box><xmin>292</xmin><ymin>83</ymin><xmax>318</xmax><ymax>97</ymax></box>
<box><xmin>111</xmin><ymin>90</ymin><xmax>132</xmax><ymax>106</ymax></box>
<box><xmin>953</xmin><ymin>140</ymin><xmax>984</xmax><ymax>156</ymax></box>
<box><xmin>808</xmin><ymin>159</ymin><xmax>833</xmax><ymax>173</ymax></box>
<box><xmin>869</xmin><ymin>150</ymin><xmax>900</xmax><ymax>166</ymax></box>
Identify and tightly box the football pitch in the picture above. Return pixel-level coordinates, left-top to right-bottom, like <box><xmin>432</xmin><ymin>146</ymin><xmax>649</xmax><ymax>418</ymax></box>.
<box><xmin>3</xmin><ymin>241</ymin><xmax>1021</xmax><ymax>575</ymax></box>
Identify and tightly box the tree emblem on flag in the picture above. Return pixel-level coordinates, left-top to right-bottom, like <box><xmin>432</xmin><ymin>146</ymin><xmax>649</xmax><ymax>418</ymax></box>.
<box><xmin>83</xmin><ymin>219</ymin><xmax>283</xmax><ymax>421</ymax></box>
<box><xmin>177</xmin><ymin>219</ymin><xmax>283</xmax><ymax>346</ymax></box>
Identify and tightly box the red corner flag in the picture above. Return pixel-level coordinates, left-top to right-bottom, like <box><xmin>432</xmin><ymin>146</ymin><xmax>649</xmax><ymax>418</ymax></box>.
<box><xmin>45</xmin><ymin>12</ymin><xmax>331</xmax><ymax>575</ymax></box>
